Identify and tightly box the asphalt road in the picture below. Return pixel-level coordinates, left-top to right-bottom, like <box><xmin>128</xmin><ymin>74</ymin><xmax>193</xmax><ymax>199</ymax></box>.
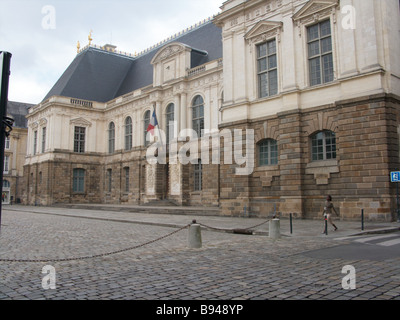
<box><xmin>303</xmin><ymin>232</ymin><xmax>400</xmax><ymax>261</ymax></box>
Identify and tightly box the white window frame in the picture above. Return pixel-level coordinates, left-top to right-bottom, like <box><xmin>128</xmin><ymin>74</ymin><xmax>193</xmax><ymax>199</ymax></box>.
<box><xmin>3</xmin><ymin>155</ymin><xmax>9</xmax><ymax>174</ymax></box>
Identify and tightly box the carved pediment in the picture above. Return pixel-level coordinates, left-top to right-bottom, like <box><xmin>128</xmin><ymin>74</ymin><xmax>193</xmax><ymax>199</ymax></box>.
<box><xmin>151</xmin><ymin>42</ymin><xmax>191</xmax><ymax>64</ymax></box>
<box><xmin>245</xmin><ymin>20</ymin><xmax>283</xmax><ymax>43</ymax></box>
<box><xmin>293</xmin><ymin>0</ymin><xmax>339</xmax><ymax>22</ymax></box>
<box><xmin>70</xmin><ymin>117</ymin><xmax>92</xmax><ymax>127</ymax></box>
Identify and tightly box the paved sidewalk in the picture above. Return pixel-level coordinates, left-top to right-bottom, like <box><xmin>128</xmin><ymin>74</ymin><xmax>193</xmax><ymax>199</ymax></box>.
<box><xmin>3</xmin><ymin>204</ymin><xmax>399</xmax><ymax>238</ymax></box>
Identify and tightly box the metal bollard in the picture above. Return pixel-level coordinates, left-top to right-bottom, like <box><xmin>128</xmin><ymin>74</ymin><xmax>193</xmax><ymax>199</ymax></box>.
<box><xmin>290</xmin><ymin>213</ymin><xmax>293</xmax><ymax>234</ymax></box>
<box><xmin>324</xmin><ymin>215</ymin><xmax>328</xmax><ymax>236</ymax></box>
<box><xmin>269</xmin><ymin>219</ymin><xmax>281</xmax><ymax>240</ymax></box>
<box><xmin>361</xmin><ymin>209</ymin><xmax>364</xmax><ymax>231</ymax></box>
<box><xmin>188</xmin><ymin>220</ymin><xmax>202</xmax><ymax>249</ymax></box>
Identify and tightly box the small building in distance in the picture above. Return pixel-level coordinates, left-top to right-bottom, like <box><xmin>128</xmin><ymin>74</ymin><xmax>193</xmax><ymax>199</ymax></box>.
<box><xmin>3</xmin><ymin>101</ymin><xmax>33</xmax><ymax>204</ymax></box>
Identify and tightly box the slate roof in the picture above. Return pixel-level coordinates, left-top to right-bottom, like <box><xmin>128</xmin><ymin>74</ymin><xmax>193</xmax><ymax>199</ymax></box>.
<box><xmin>43</xmin><ymin>21</ymin><xmax>222</xmax><ymax>103</ymax></box>
<box><xmin>6</xmin><ymin>101</ymin><xmax>34</xmax><ymax>128</ymax></box>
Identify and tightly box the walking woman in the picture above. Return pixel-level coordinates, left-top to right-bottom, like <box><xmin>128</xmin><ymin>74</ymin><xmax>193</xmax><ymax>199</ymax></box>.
<box><xmin>323</xmin><ymin>195</ymin><xmax>339</xmax><ymax>232</ymax></box>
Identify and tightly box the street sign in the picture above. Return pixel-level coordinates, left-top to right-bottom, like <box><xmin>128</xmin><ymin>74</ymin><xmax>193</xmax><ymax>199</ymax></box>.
<box><xmin>391</xmin><ymin>172</ymin><xmax>400</xmax><ymax>183</ymax></box>
<box><xmin>391</xmin><ymin>172</ymin><xmax>400</xmax><ymax>222</ymax></box>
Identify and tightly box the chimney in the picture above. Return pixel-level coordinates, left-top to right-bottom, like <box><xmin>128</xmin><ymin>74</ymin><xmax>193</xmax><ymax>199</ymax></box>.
<box><xmin>102</xmin><ymin>44</ymin><xmax>117</xmax><ymax>52</ymax></box>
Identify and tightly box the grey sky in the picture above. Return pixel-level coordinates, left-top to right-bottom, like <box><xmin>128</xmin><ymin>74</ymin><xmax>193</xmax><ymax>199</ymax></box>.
<box><xmin>0</xmin><ymin>0</ymin><xmax>222</xmax><ymax>104</ymax></box>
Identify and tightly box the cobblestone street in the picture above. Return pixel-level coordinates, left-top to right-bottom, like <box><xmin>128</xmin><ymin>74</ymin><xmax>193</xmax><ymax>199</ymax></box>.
<box><xmin>0</xmin><ymin>207</ymin><xmax>399</xmax><ymax>302</ymax></box>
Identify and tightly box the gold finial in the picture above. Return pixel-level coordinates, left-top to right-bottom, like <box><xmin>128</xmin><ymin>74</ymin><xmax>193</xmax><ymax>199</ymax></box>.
<box><xmin>77</xmin><ymin>41</ymin><xmax>80</xmax><ymax>53</ymax></box>
<box><xmin>88</xmin><ymin>30</ymin><xmax>93</xmax><ymax>45</ymax></box>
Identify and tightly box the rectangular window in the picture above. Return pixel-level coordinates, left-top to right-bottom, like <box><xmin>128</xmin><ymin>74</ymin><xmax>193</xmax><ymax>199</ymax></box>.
<box><xmin>3</xmin><ymin>155</ymin><xmax>9</xmax><ymax>174</ymax></box>
<box><xmin>107</xmin><ymin>169</ymin><xmax>112</xmax><ymax>193</ymax></box>
<box><xmin>74</xmin><ymin>127</ymin><xmax>86</xmax><ymax>153</ymax></box>
<box><xmin>257</xmin><ymin>39</ymin><xmax>278</xmax><ymax>98</ymax></box>
<box><xmin>73</xmin><ymin>168</ymin><xmax>85</xmax><ymax>193</ymax></box>
<box><xmin>307</xmin><ymin>20</ymin><xmax>334</xmax><ymax>86</ymax></box>
<box><xmin>124</xmin><ymin>167</ymin><xmax>130</xmax><ymax>193</ymax></box>
<box><xmin>33</xmin><ymin>130</ymin><xmax>37</xmax><ymax>155</ymax></box>
<box><xmin>259</xmin><ymin>139</ymin><xmax>278</xmax><ymax>166</ymax></box>
<box><xmin>125</xmin><ymin>133</ymin><xmax>132</xmax><ymax>151</ymax></box>
<box><xmin>5</xmin><ymin>136</ymin><xmax>10</xmax><ymax>149</ymax></box>
<box><xmin>144</xmin><ymin>112</ymin><xmax>151</xmax><ymax>147</ymax></box>
<box><xmin>42</xmin><ymin>127</ymin><xmax>46</xmax><ymax>153</ymax></box>
<box><xmin>194</xmin><ymin>160</ymin><xmax>202</xmax><ymax>191</ymax></box>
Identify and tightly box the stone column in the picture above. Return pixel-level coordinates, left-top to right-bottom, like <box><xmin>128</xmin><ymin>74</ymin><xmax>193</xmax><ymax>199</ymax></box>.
<box><xmin>174</xmin><ymin>94</ymin><xmax>181</xmax><ymax>135</ymax></box>
<box><xmin>155</xmin><ymin>101</ymin><xmax>162</xmax><ymax>129</ymax></box>
<box><xmin>146</xmin><ymin>163</ymin><xmax>156</xmax><ymax>196</ymax></box>
<box><xmin>180</xmin><ymin>93</ymin><xmax>187</xmax><ymax>132</ymax></box>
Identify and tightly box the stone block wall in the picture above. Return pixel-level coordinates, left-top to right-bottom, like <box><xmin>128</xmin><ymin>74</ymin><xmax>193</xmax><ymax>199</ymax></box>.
<box><xmin>219</xmin><ymin>93</ymin><xmax>400</xmax><ymax>221</ymax></box>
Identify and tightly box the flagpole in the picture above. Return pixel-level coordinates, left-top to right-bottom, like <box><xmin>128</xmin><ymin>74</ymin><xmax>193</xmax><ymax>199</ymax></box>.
<box><xmin>154</xmin><ymin>104</ymin><xmax>165</xmax><ymax>154</ymax></box>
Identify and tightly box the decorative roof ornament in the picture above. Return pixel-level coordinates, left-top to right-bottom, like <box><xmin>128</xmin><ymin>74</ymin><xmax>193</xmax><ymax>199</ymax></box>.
<box><xmin>88</xmin><ymin>30</ymin><xmax>93</xmax><ymax>45</ymax></box>
<box><xmin>77</xmin><ymin>41</ymin><xmax>80</xmax><ymax>53</ymax></box>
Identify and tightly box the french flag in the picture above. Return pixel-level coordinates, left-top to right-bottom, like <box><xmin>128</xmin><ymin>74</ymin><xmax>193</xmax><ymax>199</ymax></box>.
<box><xmin>147</xmin><ymin>109</ymin><xmax>158</xmax><ymax>135</ymax></box>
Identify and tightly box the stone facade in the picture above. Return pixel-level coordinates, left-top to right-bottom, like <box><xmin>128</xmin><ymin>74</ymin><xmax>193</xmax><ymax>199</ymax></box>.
<box><xmin>23</xmin><ymin>0</ymin><xmax>400</xmax><ymax>221</ymax></box>
<box><xmin>218</xmin><ymin>93</ymin><xmax>400</xmax><ymax>221</ymax></box>
<box><xmin>3</xmin><ymin>127</ymin><xmax>27</xmax><ymax>204</ymax></box>
<box><xmin>3</xmin><ymin>101</ymin><xmax>31</xmax><ymax>205</ymax></box>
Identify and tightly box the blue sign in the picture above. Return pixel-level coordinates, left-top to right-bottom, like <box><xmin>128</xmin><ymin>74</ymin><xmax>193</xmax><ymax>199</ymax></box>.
<box><xmin>391</xmin><ymin>172</ymin><xmax>400</xmax><ymax>183</ymax></box>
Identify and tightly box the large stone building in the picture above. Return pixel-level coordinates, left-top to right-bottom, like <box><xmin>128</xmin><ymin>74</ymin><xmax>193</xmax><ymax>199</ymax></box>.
<box><xmin>23</xmin><ymin>0</ymin><xmax>400</xmax><ymax>221</ymax></box>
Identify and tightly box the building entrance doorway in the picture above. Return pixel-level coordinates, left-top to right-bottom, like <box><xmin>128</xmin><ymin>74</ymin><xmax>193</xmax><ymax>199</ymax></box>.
<box><xmin>2</xmin><ymin>180</ymin><xmax>10</xmax><ymax>204</ymax></box>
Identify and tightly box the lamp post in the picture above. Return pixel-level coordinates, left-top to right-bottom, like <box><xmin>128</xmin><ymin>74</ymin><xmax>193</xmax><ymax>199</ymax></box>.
<box><xmin>0</xmin><ymin>51</ymin><xmax>12</xmax><ymax>234</ymax></box>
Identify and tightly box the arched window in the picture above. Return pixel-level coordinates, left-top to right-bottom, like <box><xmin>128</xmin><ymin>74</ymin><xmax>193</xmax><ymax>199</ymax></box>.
<box><xmin>108</xmin><ymin>122</ymin><xmax>115</xmax><ymax>154</ymax></box>
<box><xmin>192</xmin><ymin>95</ymin><xmax>204</xmax><ymax>138</ymax></box>
<box><xmin>166</xmin><ymin>103</ymin><xmax>174</xmax><ymax>144</ymax></box>
<box><xmin>143</xmin><ymin>110</ymin><xmax>151</xmax><ymax>146</ymax></box>
<box><xmin>311</xmin><ymin>130</ymin><xmax>336</xmax><ymax>161</ymax></box>
<box><xmin>258</xmin><ymin>139</ymin><xmax>278</xmax><ymax>166</ymax></box>
<box><xmin>125</xmin><ymin>117</ymin><xmax>133</xmax><ymax>151</ymax></box>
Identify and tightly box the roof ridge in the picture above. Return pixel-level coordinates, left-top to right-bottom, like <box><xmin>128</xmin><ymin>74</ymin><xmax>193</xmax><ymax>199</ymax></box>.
<box><xmin>135</xmin><ymin>16</ymin><xmax>215</xmax><ymax>58</ymax></box>
<box><xmin>76</xmin><ymin>15</ymin><xmax>217</xmax><ymax>60</ymax></box>
<box><xmin>77</xmin><ymin>44</ymin><xmax>137</xmax><ymax>60</ymax></box>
